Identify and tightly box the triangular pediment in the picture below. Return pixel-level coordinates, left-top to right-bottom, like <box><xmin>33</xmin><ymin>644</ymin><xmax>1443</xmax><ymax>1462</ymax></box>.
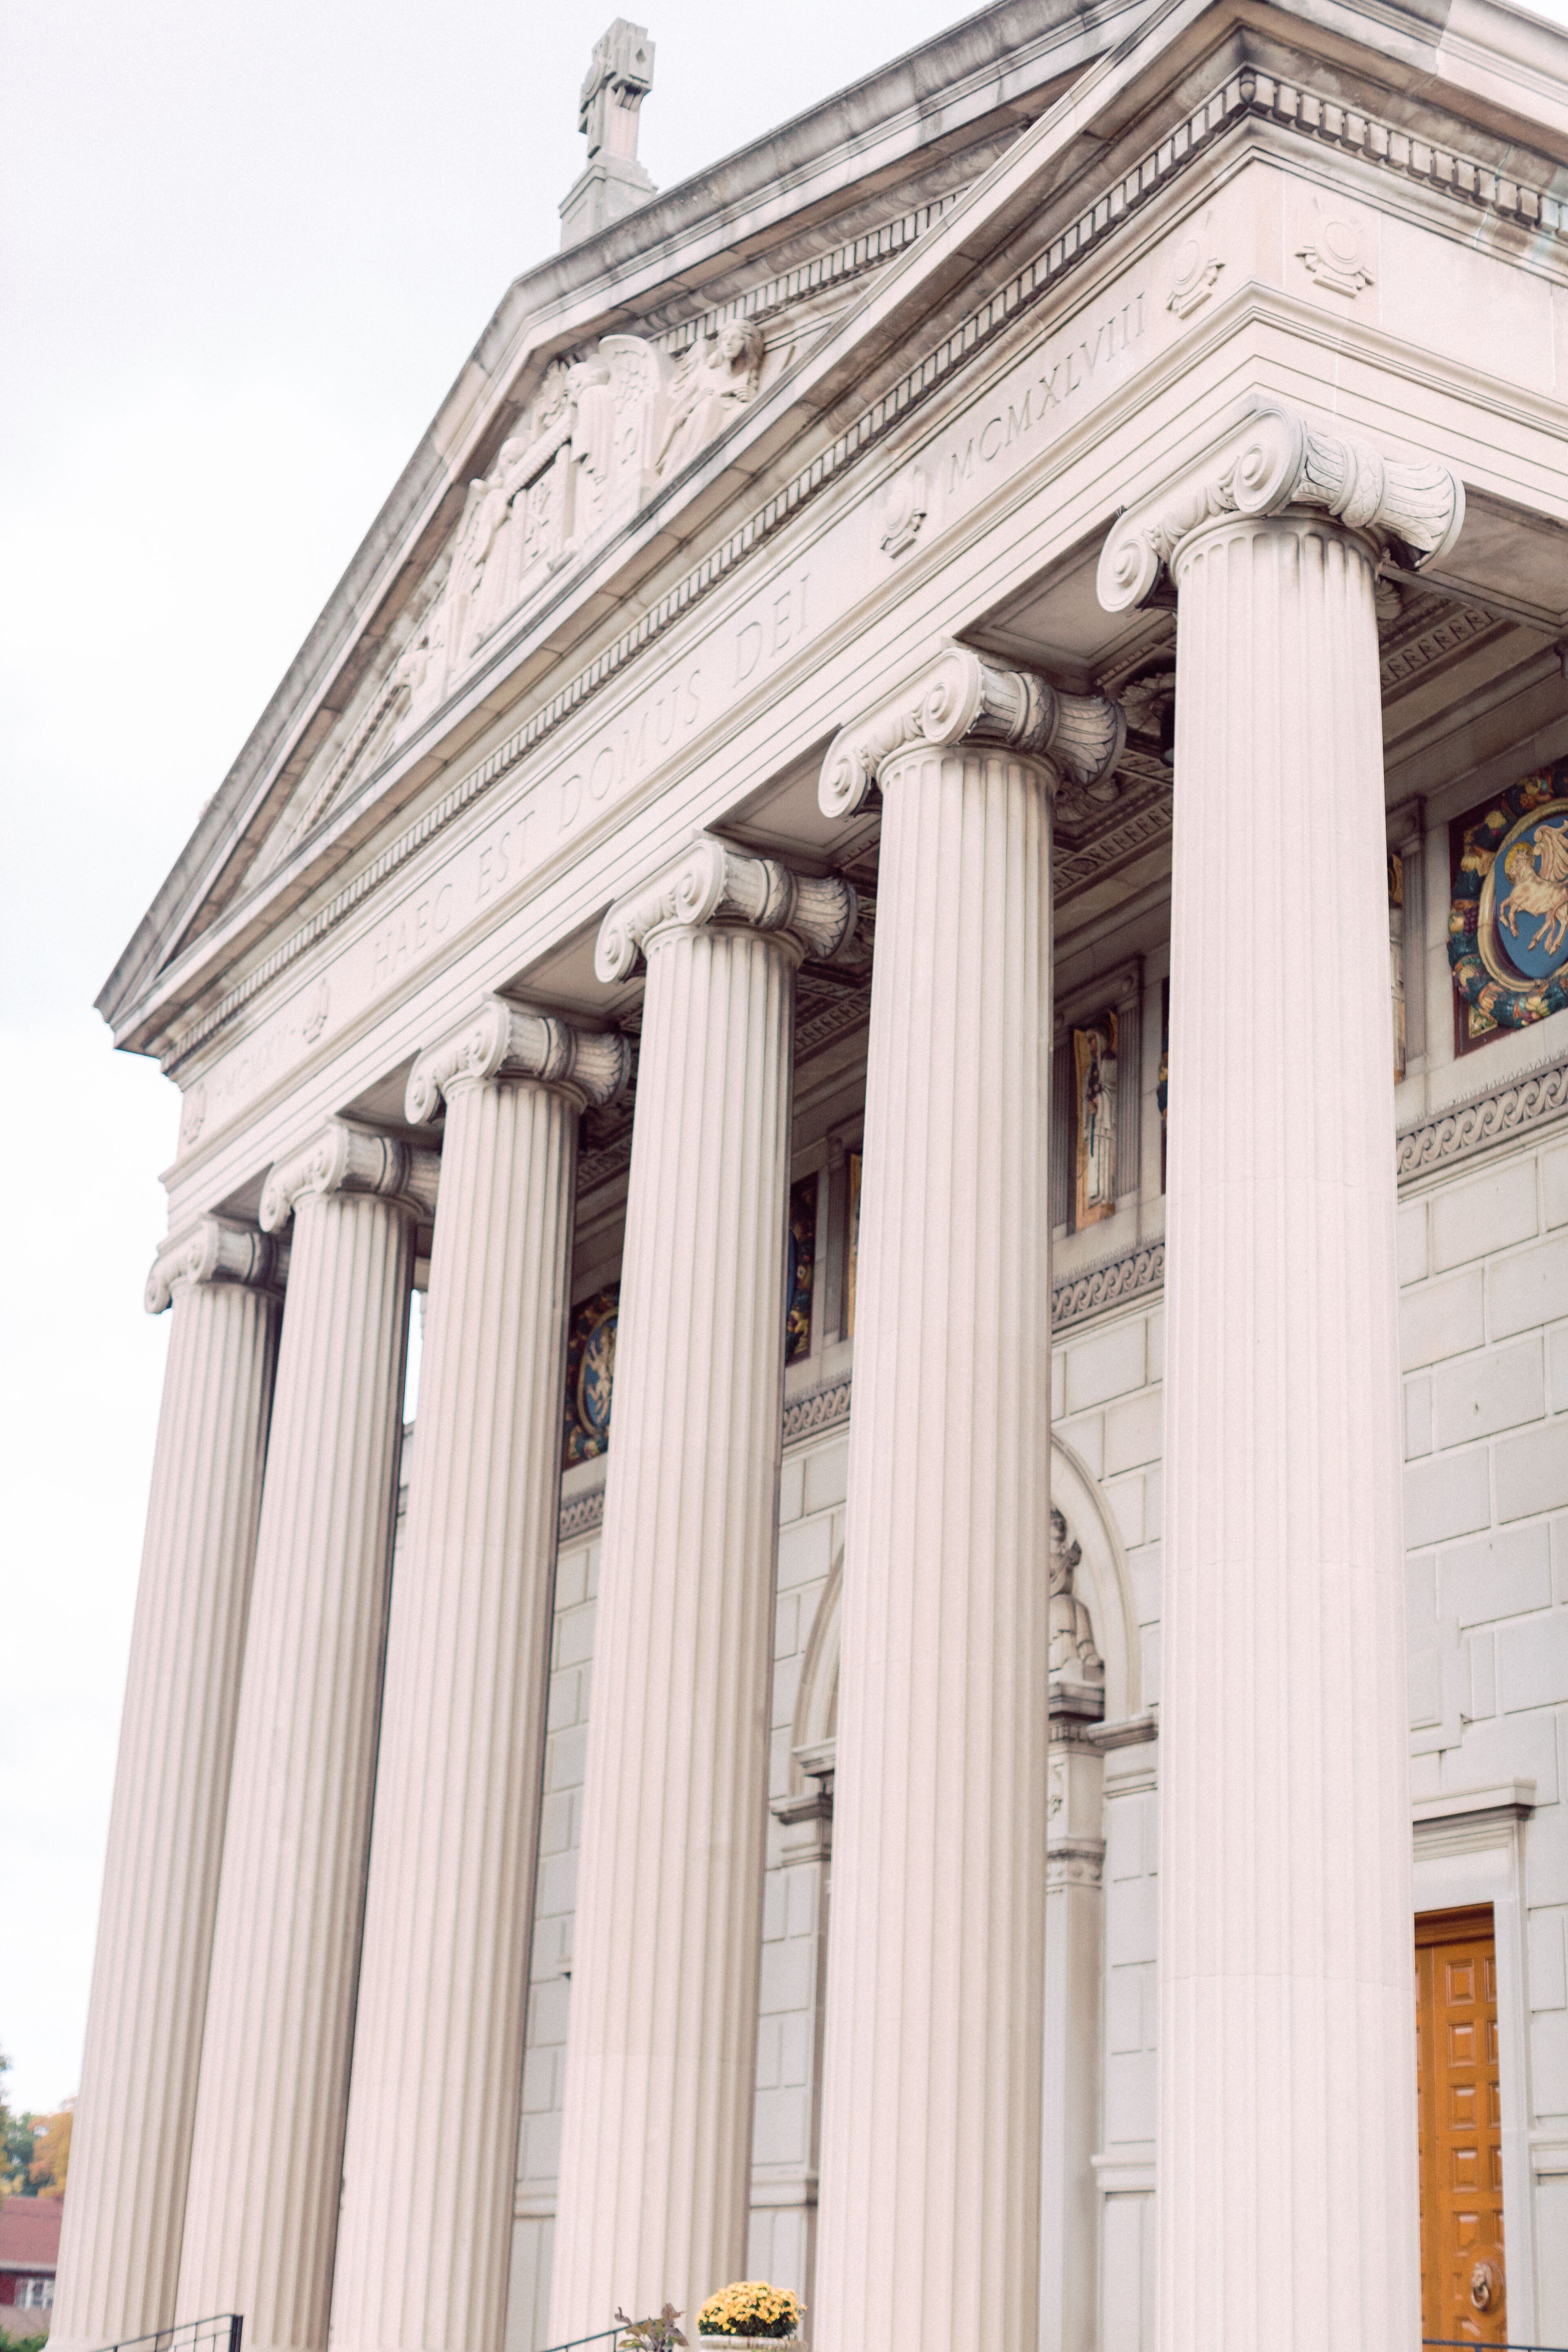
<box><xmin>100</xmin><ymin>0</ymin><xmax>1568</xmax><ymax>1062</ymax></box>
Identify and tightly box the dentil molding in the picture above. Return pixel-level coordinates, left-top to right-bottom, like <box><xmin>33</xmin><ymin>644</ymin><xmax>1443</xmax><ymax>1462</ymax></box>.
<box><xmin>595</xmin><ymin>834</ymin><xmax>857</xmax><ymax>982</ymax></box>
<box><xmin>260</xmin><ymin>1118</ymin><xmax>442</xmax><ymax>1235</ymax></box>
<box><xmin>406</xmin><ymin>996</ymin><xmax>631</xmax><ymax>1125</ymax></box>
<box><xmin>145</xmin><ymin>1218</ymin><xmax>286</xmax><ymax>1315</ymax></box>
<box><xmin>819</xmin><ymin>644</ymin><xmax>1125</xmax><ymax>821</ymax></box>
<box><xmin>1097</xmin><ymin>400</ymin><xmax>1466</xmax><ymax>611</ymax></box>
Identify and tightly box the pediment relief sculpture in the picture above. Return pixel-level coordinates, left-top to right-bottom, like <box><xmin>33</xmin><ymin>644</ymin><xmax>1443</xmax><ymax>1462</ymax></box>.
<box><xmin>393</xmin><ymin>319</ymin><xmax>770</xmax><ymax>743</ymax></box>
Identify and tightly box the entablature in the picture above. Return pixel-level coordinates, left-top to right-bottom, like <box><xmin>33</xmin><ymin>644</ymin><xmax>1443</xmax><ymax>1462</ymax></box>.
<box><xmin>113</xmin><ymin>0</ymin><xmax>1568</xmax><ymax>1236</ymax></box>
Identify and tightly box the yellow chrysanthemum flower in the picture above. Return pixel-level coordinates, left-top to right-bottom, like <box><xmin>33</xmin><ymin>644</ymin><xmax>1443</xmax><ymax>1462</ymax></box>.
<box><xmin>696</xmin><ymin>2281</ymin><xmax>803</xmax><ymax>2340</ymax></box>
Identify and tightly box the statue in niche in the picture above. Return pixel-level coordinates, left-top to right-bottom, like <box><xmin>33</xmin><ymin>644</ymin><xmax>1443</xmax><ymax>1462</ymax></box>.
<box><xmin>1049</xmin><ymin>1506</ymin><xmax>1104</xmax><ymax>1684</ymax></box>
<box><xmin>1073</xmin><ymin>1011</ymin><xmax>1118</xmax><ymax>1229</ymax></box>
<box><xmin>657</xmin><ymin>320</ymin><xmax>765</xmax><ymax>477</ymax></box>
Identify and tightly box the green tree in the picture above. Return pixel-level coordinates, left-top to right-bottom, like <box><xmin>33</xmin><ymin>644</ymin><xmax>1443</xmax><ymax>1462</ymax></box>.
<box><xmin>29</xmin><ymin>2103</ymin><xmax>70</xmax><ymax>2199</ymax></box>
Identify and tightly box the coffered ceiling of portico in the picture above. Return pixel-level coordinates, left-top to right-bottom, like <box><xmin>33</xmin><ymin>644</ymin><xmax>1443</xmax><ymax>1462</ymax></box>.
<box><xmin>103</xmin><ymin>0</ymin><xmax>1568</xmax><ymax>1212</ymax></box>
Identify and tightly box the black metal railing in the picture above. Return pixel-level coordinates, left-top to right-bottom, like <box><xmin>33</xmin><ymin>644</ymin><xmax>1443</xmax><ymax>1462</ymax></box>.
<box><xmin>91</xmin><ymin>2316</ymin><xmax>242</xmax><ymax>2352</ymax></box>
<box><xmin>536</xmin><ymin>2332</ymin><xmax>621</xmax><ymax>2352</ymax></box>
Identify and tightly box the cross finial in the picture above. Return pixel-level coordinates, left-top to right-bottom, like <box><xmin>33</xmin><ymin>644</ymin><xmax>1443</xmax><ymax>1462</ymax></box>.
<box><xmin>578</xmin><ymin>20</ymin><xmax>655</xmax><ymax>163</ymax></box>
<box><xmin>561</xmin><ymin>20</ymin><xmax>657</xmax><ymax>247</ymax></box>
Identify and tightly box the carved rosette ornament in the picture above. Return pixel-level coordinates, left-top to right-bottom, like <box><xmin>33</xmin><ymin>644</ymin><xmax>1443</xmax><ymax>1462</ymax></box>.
<box><xmin>145</xmin><ymin>1218</ymin><xmax>285</xmax><ymax>1315</ymax></box>
<box><xmin>595</xmin><ymin>834</ymin><xmax>857</xmax><ymax>982</ymax></box>
<box><xmin>259</xmin><ymin>1118</ymin><xmax>441</xmax><ymax>1234</ymax></box>
<box><xmin>406</xmin><ymin>997</ymin><xmax>632</xmax><ymax>1125</ymax></box>
<box><xmin>1096</xmin><ymin>398</ymin><xmax>1465</xmax><ymax>610</ymax></box>
<box><xmin>818</xmin><ymin>644</ymin><xmax>1126</xmax><ymax>820</ymax></box>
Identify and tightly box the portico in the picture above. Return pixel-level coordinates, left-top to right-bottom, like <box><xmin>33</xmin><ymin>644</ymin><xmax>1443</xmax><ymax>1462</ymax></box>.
<box><xmin>54</xmin><ymin>4</ymin><xmax>1568</xmax><ymax>2351</ymax></box>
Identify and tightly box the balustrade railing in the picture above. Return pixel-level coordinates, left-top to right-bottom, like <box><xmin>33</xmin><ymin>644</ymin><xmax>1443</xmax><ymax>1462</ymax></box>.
<box><xmin>91</xmin><ymin>2316</ymin><xmax>242</xmax><ymax>2352</ymax></box>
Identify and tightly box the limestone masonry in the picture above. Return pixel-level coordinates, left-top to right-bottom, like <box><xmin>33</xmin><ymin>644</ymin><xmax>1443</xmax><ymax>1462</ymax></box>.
<box><xmin>54</xmin><ymin>4</ymin><xmax>1568</xmax><ymax>2350</ymax></box>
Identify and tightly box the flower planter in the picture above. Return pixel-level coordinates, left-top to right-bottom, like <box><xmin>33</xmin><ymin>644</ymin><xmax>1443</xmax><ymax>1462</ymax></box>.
<box><xmin>698</xmin><ymin>2339</ymin><xmax>806</xmax><ymax>2351</ymax></box>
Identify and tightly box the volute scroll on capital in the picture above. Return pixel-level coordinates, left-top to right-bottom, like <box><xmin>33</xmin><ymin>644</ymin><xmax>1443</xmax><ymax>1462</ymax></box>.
<box><xmin>818</xmin><ymin>645</ymin><xmax>1126</xmax><ymax>822</ymax></box>
<box><xmin>595</xmin><ymin>834</ymin><xmax>858</xmax><ymax>984</ymax></box>
<box><xmin>259</xmin><ymin>1118</ymin><xmax>442</xmax><ymax>1236</ymax></box>
<box><xmin>405</xmin><ymin>997</ymin><xmax>633</xmax><ymax>1125</ymax></box>
<box><xmin>1096</xmin><ymin>398</ymin><xmax>1466</xmax><ymax>613</ymax></box>
<box><xmin>145</xmin><ymin>1217</ymin><xmax>287</xmax><ymax>1316</ymax></box>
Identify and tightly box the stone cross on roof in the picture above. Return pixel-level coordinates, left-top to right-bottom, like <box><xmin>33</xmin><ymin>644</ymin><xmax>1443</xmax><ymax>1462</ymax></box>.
<box><xmin>561</xmin><ymin>20</ymin><xmax>657</xmax><ymax>248</ymax></box>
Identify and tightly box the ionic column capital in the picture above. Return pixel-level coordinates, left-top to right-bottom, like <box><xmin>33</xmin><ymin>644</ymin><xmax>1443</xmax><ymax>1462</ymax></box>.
<box><xmin>405</xmin><ymin>997</ymin><xmax>631</xmax><ymax>1125</ymax></box>
<box><xmin>595</xmin><ymin>834</ymin><xmax>857</xmax><ymax>983</ymax></box>
<box><xmin>145</xmin><ymin>1218</ymin><xmax>284</xmax><ymax>1316</ymax></box>
<box><xmin>1096</xmin><ymin>398</ymin><xmax>1466</xmax><ymax>612</ymax></box>
<box><xmin>819</xmin><ymin>643</ymin><xmax>1125</xmax><ymax>820</ymax></box>
<box><xmin>260</xmin><ymin>1119</ymin><xmax>441</xmax><ymax>1235</ymax></box>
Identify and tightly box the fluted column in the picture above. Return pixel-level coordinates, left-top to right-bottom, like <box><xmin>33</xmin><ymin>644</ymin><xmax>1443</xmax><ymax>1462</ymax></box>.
<box><xmin>176</xmin><ymin>1122</ymin><xmax>437</xmax><ymax>2352</ymax></box>
<box><xmin>50</xmin><ymin>1224</ymin><xmax>282</xmax><ymax>2352</ymax></box>
<box><xmin>548</xmin><ymin>837</ymin><xmax>855</xmax><ymax>2340</ymax></box>
<box><xmin>1098</xmin><ymin>401</ymin><xmax>1465</xmax><ymax>2352</ymax></box>
<box><xmin>811</xmin><ymin>649</ymin><xmax>1124</xmax><ymax>2352</ymax></box>
<box><xmin>331</xmin><ymin>1005</ymin><xmax>630</xmax><ymax>2352</ymax></box>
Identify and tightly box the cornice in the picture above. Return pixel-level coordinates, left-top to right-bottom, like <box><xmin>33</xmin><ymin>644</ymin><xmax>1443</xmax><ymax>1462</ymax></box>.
<box><xmin>145</xmin><ymin>1218</ymin><xmax>286</xmax><ymax>1316</ymax></box>
<box><xmin>406</xmin><ymin>997</ymin><xmax>630</xmax><ymax>1124</ymax></box>
<box><xmin>1097</xmin><ymin>398</ymin><xmax>1465</xmax><ymax>610</ymax></box>
<box><xmin>595</xmin><ymin>837</ymin><xmax>857</xmax><ymax>983</ymax></box>
<box><xmin>260</xmin><ymin>1119</ymin><xmax>442</xmax><ymax>1236</ymax></box>
<box><xmin>820</xmin><ymin>646</ymin><xmax>1125</xmax><ymax>820</ymax></box>
<box><xmin>1396</xmin><ymin>1050</ymin><xmax>1568</xmax><ymax>1181</ymax></box>
<box><xmin>132</xmin><ymin>54</ymin><xmax>1568</xmax><ymax>1072</ymax></box>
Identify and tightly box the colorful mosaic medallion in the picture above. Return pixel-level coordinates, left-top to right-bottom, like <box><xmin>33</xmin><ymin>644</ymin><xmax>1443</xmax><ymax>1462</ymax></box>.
<box><xmin>1449</xmin><ymin>762</ymin><xmax>1568</xmax><ymax>1038</ymax></box>
<box><xmin>562</xmin><ymin>1284</ymin><xmax>619</xmax><ymax>1466</ymax></box>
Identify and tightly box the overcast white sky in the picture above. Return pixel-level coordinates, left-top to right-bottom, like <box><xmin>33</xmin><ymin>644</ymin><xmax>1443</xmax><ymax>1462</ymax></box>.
<box><xmin>0</xmin><ymin>0</ymin><xmax>1001</xmax><ymax>2117</ymax></box>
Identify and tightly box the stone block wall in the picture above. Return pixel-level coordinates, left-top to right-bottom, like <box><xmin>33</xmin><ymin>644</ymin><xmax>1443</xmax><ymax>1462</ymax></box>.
<box><xmin>1400</xmin><ymin>1127</ymin><xmax>1568</xmax><ymax>2337</ymax></box>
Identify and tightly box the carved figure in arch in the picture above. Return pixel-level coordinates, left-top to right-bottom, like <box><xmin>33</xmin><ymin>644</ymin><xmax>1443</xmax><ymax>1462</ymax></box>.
<box><xmin>1049</xmin><ymin>1505</ymin><xmax>1104</xmax><ymax>1684</ymax></box>
<box><xmin>656</xmin><ymin>320</ymin><xmax>765</xmax><ymax>478</ymax></box>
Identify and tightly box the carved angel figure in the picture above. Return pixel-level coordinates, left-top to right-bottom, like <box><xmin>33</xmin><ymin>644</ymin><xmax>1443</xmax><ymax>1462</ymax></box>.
<box><xmin>656</xmin><ymin>320</ymin><xmax>765</xmax><ymax>477</ymax></box>
<box><xmin>1500</xmin><ymin>814</ymin><xmax>1568</xmax><ymax>962</ymax></box>
<box><xmin>1049</xmin><ymin>1506</ymin><xmax>1104</xmax><ymax>1683</ymax></box>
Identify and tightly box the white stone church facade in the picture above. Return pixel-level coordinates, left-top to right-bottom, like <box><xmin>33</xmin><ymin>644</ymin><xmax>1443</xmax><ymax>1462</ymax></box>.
<box><xmin>50</xmin><ymin>2</ymin><xmax>1568</xmax><ymax>2349</ymax></box>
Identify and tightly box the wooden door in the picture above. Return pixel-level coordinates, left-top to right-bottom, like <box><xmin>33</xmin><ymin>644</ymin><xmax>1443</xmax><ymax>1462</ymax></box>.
<box><xmin>1416</xmin><ymin>1906</ymin><xmax>1506</xmax><ymax>2344</ymax></box>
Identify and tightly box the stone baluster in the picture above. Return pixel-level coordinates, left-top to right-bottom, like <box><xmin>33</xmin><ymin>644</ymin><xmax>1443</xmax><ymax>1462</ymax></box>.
<box><xmin>548</xmin><ymin>837</ymin><xmax>855</xmax><ymax>2339</ymax></box>
<box><xmin>176</xmin><ymin>1122</ymin><xmax>437</xmax><ymax>2352</ymax></box>
<box><xmin>49</xmin><ymin>1224</ymin><xmax>283</xmax><ymax>2352</ymax></box>
<box><xmin>330</xmin><ymin>1005</ymin><xmax>630</xmax><ymax>2352</ymax></box>
<box><xmin>1096</xmin><ymin>399</ymin><xmax>1465</xmax><ymax>2352</ymax></box>
<box><xmin>810</xmin><ymin>649</ymin><xmax>1124</xmax><ymax>2352</ymax></box>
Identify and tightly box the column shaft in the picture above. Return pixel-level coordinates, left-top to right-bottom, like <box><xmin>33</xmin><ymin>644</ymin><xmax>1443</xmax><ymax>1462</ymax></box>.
<box><xmin>51</xmin><ymin>1251</ymin><xmax>278</xmax><ymax>2352</ymax></box>
<box><xmin>1039</xmin><ymin>1727</ymin><xmax>1105</xmax><ymax>2352</ymax></box>
<box><xmin>177</xmin><ymin>1185</ymin><xmax>414</xmax><ymax>2352</ymax></box>
<box><xmin>813</xmin><ymin>746</ymin><xmax>1053</xmax><ymax>2352</ymax></box>
<box><xmin>1159</xmin><ymin>513</ymin><xmax>1416</xmax><ymax>2351</ymax></box>
<box><xmin>549</xmin><ymin>923</ymin><xmax>796</xmax><ymax>2337</ymax></box>
<box><xmin>330</xmin><ymin>1076</ymin><xmax>579</xmax><ymax>2352</ymax></box>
